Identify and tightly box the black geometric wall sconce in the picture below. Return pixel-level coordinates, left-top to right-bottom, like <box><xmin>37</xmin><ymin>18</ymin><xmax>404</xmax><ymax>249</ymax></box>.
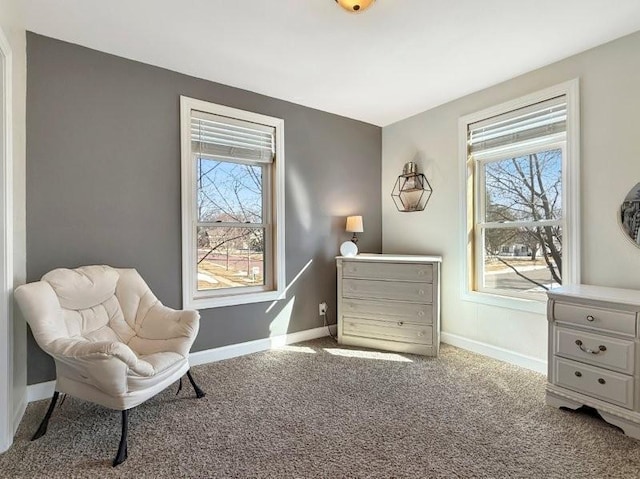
<box><xmin>391</xmin><ymin>162</ymin><xmax>433</xmax><ymax>212</ymax></box>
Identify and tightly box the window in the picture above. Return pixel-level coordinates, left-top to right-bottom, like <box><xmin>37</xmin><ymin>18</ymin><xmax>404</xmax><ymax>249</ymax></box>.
<box><xmin>460</xmin><ymin>81</ymin><xmax>579</xmax><ymax>304</ymax></box>
<box><xmin>181</xmin><ymin>96</ymin><xmax>285</xmax><ymax>309</ymax></box>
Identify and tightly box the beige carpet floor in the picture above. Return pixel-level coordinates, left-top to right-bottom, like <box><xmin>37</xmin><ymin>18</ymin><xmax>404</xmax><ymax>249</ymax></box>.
<box><xmin>2</xmin><ymin>337</ymin><xmax>640</xmax><ymax>478</ymax></box>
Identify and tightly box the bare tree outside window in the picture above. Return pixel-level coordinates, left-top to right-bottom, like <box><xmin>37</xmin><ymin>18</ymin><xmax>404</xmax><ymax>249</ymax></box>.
<box><xmin>196</xmin><ymin>158</ymin><xmax>266</xmax><ymax>291</ymax></box>
<box><xmin>481</xmin><ymin>148</ymin><xmax>563</xmax><ymax>294</ymax></box>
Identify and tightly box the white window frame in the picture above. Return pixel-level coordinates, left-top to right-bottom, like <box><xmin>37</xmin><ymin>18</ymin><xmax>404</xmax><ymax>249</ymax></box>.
<box><xmin>180</xmin><ymin>96</ymin><xmax>285</xmax><ymax>309</ymax></box>
<box><xmin>458</xmin><ymin>80</ymin><xmax>580</xmax><ymax>313</ymax></box>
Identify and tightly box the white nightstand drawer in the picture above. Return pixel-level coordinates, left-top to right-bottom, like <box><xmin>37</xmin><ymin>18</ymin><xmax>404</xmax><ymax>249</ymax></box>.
<box><xmin>554</xmin><ymin>357</ymin><xmax>634</xmax><ymax>409</ymax></box>
<box><xmin>342</xmin><ymin>316</ymin><xmax>432</xmax><ymax>345</ymax></box>
<box><xmin>342</xmin><ymin>261</ymin><xmax>433</xmax><ymax>283</ymax></box>
<box><xmin>343</xmin><ymin>279</ymin><xmax>432</xmax><ymax>303</ymax></box>
<box><xmin>554</xmin><ymin>327</ymin><xmax>635</xmax><ymax>374</ymax></box>
<box><xmin>553</xmin><ymin>302</ymin><xmax>636</xmax><ymax>337</ymax></box>
<box><xmin>342</xmin><ymin>299</ymin><xmax>432</xmax><ymax>325</ymax></box>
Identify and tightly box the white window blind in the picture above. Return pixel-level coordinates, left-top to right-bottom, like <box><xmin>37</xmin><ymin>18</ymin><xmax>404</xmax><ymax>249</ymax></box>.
<box><xmin>191</xmin><ymin>110</ymin><xmax>275</xmax><ymax>163</ymax></box>
<box><xmin>468</xmin><ymin>96</ymin><xmax>566</xmax><ymax>154</ymax></box>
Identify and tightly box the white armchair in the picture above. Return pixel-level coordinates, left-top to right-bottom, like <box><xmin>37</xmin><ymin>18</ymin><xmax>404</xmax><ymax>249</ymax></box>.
<box><xmin>15</xmin><ymin>265</ymin><xmax>205</xmax><ymax>466</ymax></box>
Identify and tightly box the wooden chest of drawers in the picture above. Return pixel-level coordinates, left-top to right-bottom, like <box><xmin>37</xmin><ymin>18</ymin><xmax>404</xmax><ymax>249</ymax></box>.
<box><xmin>337</xmin><ymin>254</ymin><xmax>442</xmax><ymax>356</ymax></box>
<box><xmin>547</xmin><ymin>285</ymin><xmax>640</xmax><ymax>439</ymax></box>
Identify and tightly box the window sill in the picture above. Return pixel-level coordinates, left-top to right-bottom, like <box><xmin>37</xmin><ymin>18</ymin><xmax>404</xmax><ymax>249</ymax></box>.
<box><xmin>185</xmin><ymin>290</ymin><xmax>283</xmax><ymax>310</ymax></box>
<box><xmin>461</xmin><ymin>290</ymin><xmax>547</xmax><ymax>315</ymax></box>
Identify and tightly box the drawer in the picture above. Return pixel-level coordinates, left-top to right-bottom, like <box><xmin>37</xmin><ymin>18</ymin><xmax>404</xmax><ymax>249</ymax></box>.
<box><xmin>554</xmin><ymin>357</ymin><xmax>634</xmax><ymax>409</ymax></box>
<box><xmin>553</xmin><ymin>301</ymin><xmax>637</xmax><ymax>337</ymax></box>
<box><xmin>342</xmin><ymin>316</ymin><xmax>432</xmax><ymax>345</ymax></box>
<box><xmin>554</xmin><ymin>327</ymin><xmax>635</xmax><ymax>374</ymax></box>
<box><xmin>343</xmin><ymin>261</ymin><xmax>433</xmax><ymax>283</ymax></box>
<box><xmin>342</xmin><ymin>299</ymin><xmax>433</xmax><ymax>325</ymax></box>
<box><xmin>343</xmin><ymin>279</ymin><xmax>432</xmax><ymax>303</ymax></box>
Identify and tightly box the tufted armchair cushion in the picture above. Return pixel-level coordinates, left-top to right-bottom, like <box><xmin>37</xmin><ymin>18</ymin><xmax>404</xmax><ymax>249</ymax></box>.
<box><xmin>15</xmin><ymin>265</ymin><xmax>200</xmax><ymax>410</ymax></box>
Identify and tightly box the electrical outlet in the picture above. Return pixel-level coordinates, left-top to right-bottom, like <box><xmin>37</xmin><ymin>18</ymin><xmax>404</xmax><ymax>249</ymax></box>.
<box><xmin>319</xmin><ymin>302</ymin><xmax>328</xmax><ymax>316</ymax></box>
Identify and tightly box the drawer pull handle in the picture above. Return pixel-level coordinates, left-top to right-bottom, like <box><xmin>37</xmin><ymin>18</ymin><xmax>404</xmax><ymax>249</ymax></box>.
<box><xmin>575</xmin><ymin>340</ymin><xmax>606</xmax><ymax>355</ymax></box>
<box><xmin>598</xmin><ymin>378</ymin><xmax>606</xmax><ymax>385</ymax></box>
<box><xmin>397</xmin><ymin>321</ymin><xmax>404</xmax><ymax>326</ymax></box>
<box><xmin>418</xmin><ymin>289</ymin><xmax>425</xmax><ymax>295</ymax></box>
<box><xmin>586</xmin><ymin>315</ymin><xmax>595</xmax><ymax>322</ymax></box>
<box><xmin>418</xmin><ymin>311</ymin><xmax>425</xmax><ymax>317</ymax></box>
<box><xmin>575</xmin><ymin>371</ymin><xmax>582</xmax><ymax>377</ymax></box>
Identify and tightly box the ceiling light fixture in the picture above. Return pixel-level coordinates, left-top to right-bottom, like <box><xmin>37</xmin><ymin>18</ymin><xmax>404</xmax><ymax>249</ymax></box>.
<box><xmin>335</xmin><ymin>0</ymin><xmax>376</xmax><ymax>14</ymax></box>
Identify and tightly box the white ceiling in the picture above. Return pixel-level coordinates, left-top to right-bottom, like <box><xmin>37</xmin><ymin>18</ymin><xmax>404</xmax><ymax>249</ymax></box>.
<box><xmin>25</xmin><ymin>0</ymin><xmax>640</xmax><ymax>126</ymax></box>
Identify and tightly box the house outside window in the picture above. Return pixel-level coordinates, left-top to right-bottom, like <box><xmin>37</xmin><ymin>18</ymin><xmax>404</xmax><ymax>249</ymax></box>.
<box><xmin>180</xmin><ymin>96</ymin><xmax>285</xmax><ymax>309</ymax></box>
<box><xmin>460</xmin><ymin>81</ymin><xmax>580</xmax><ymax>305</ymax></box>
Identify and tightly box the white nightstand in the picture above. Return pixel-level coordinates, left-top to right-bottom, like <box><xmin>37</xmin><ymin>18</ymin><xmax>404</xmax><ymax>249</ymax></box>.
<box><xmin>547</xmin><ymin>284</ymin><xmax>640</xmax><ymax>439</ymax></box>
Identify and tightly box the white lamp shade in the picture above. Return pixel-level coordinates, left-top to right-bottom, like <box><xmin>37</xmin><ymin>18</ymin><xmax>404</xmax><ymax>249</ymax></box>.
<box><xmin>346</xmin><ymin>215</ymin><xmax>364</xmax><ymax>233</ymax></box>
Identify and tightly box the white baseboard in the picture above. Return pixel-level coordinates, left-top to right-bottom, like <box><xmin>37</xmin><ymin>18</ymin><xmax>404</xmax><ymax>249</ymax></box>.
<box><xmin>27</xmin><ymin>326</ymin><xmax>330</xmax><ymax>403</ymax></box>
<box><xmin>27</xmin><ymin>380</ymin><xmax>56</xmax><ymax>403</ymax></box>
<box><xmin>189</xmin><ymin>326</ymin><xmax>329</xmax><ymax>366</ymax></box>
<box><xmin>441</xmin><ymin>332</ymin><xmax>547</xmax><ymax>374</ymax></box>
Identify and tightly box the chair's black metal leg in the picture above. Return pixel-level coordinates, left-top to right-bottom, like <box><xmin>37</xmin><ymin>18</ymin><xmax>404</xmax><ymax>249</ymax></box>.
<box><xmin>176</xmin><ymin>377</ymin><xmax>183</xmax><ymax>396</ymax></box>
<box><xmin>186</xmin><ymin>370</ymin><xmax>205</xmax><ymax>398</ymax></box>
<box><xmin>112</xmin><ymin>410</ymin><xmax>129</xmax><ymax>467</ymax></box>
<box><xmin>31</xmin><ymin>391</ymin><xmax>59</xmax><ymax>441</ymax></box>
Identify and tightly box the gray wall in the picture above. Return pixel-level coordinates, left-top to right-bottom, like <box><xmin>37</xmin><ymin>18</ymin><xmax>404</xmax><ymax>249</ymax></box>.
<box><xmin>26</xmin><ymin>33</ymin><xmax>382</xmax><ymax>384</ymax></box>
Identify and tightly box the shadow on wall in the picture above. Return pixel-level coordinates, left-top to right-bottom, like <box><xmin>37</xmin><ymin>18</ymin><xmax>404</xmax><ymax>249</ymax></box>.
<box><xmin>267</xmin><ymin>257</ymin><xmax>316</xmax><ymax>337</ymax></box>
<box><xmin>269</xmin><ymin>296</ymin><xmax>296</xmax><ymax>339</ymax></box>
